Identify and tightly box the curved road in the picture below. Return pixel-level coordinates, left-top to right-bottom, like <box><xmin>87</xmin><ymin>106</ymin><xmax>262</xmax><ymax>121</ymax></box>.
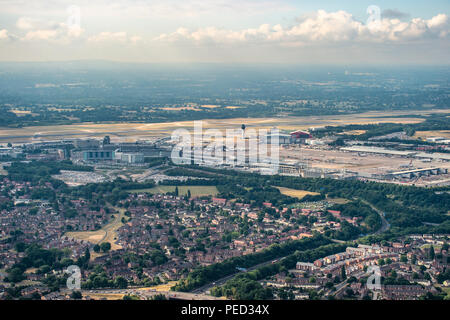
<box><xmin>191</xmin><ymin>199</ymin><xmax>391</xmax><ymax>295</ymax></box>
<box><xmin>191</xmin><ymin>257</ymin><xmax>281</xmax><ymax>294</ymax></box>
<box><xmin>359</xmin><ymin>199</ymin><xmax>390</xmax><ymax>234</ymax></box>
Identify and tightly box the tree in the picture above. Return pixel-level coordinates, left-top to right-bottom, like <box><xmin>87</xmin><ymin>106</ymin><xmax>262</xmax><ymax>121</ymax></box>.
<box><xmin>429</xmin><ymin>245</ymin><xmax>435</xmax><ymax>260</ymax></box>
<box><xmin>341</xmin><ymin>265</ymin><xmax>347</xmax><ymax>280</ymax></box>
<box><xmin>7</xmin><ymin>143</ymin><xmax>12</xmax><ymax>147</ymax></box>
<box><xmin>93</xmin><ymin>244</ymin><xmax>100</xmax><ymax>253</ymax></box>
<box><xmin>84</xmin><ymin>247</ymin><xmax>91</xmax><ymax>261</ymax></box>
<box><xmin>6</xmin><ymin>267</ymin><xmax>25</xmax><ymax>283</ymax></box>
<box><xmin>115</xmin><ymin>276</ymin><xmax>128</xmax><ymax>289</ymax></box>
<box><xmin>31</xmin><ymin>292</ymin><xmax>41</xmax><ymax>300</ymax></box>
<box><xmin>71</xmin><ymin>291</ymin><xmax>82</xmax><ymax>299</ymax></box>
<box><xmin>123</xmin><ymin>295</ymin><xmax>140</xmax><ymax>300</ymax></box>
<box><xmin>175</xmin><ymin>186</ymin><xmax>179</xmax><ymax>197</ymax></box>
<box><xmin>344</xmin><ymin>288</ymin><xmax>354</xmax><ymax>298</ymax></box>
<box><xmin>100</xmin><ymin>242</ymin><xmax>111</xmax><ymax>252</ymax></box>
<box><xmin>14</xmin><ymin>242</ymin><xmax>27</xmax><ymax>253</ymax></box>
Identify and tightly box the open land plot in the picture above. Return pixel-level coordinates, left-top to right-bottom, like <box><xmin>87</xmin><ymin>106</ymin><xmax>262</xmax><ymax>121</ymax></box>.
<box><xmin>65</xmin><ymin>230</ymin><xmax>105</xmax><ymax>243</ymax></box>
<box><xmin>280</xmin><ymin>146</ymin><xmax>450</xmax><ymax>175</ymax></box>
<box><xmin>65</xmin><ymin>208</ymin><xmax>126</xmax><ymax>253</ymax></box>
<box><xmin>128</xmin><ymin>185</ymin><xmax>218</xmax><ymax>197</ymax></box>
<box><xmin>83</xmin><ymin>293</ymin><xmax>125</xmax><ymax>300</ymax></box>
<box><xmin>337</xmin><ymin>130</ymin><xmax>367</xmax><ymax>135</ymax></box>
<box><xmin>138</xmin><ymin>281</ymin><xmax>179</xmax><ymax>292</ymax></box>
<box><xmin>52</xmin><ymin>170</ymin><xmax>107</xmax><ymax>186</ymax></box>
<box><xmin>414</xmin><ymin>130</ymin><xmax>450</xmax><ymax>140</ymax></box>
<box><xmin>326</xmin><ymin>197</ymin><xmax>350</xmax><ymax>204</ymax></box>
<box><xmin>1</xmin><ymin>109</ymin><xmax>447</xmax><ymax>144</ymax></box>
<box><xmin>275</xmin><ymin>186</ymin><xmax>320</xmax><ymax>199</ymax></box>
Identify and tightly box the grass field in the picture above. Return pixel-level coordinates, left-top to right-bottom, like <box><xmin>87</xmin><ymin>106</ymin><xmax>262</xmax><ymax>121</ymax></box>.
<box><xmin>65</xmin><ymin>208</ymin><xmax>126</xmax><ymax>255</ymax></box>
<box><xmin>129</xmin><ymin>185</ymin><xmax>218</xmax><ymax>197</ymax></box>
<box><xmin>326</xmin><ymin>197</ymin><xmax>350</xmax><ymax>204</ymax></box>
<box><xmin>275</xmin><ymin>186</ymin><xmax>320</xmax><ymax>199</ymax></box>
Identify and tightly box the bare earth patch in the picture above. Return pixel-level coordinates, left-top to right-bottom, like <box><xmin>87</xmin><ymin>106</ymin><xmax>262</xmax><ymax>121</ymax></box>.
<box><xmin>65</xmin><ymin>208</ymin><xmax>126</xmax><ymax>252</ymax></box>
<box><xmin>275</xmin><ymin>186</ymin><xmax>320</xmax><ymax>199</ymax></box>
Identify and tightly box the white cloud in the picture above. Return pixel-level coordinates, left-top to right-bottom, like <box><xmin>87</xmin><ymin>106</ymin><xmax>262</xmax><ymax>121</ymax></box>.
<box><xmin>0</xmin><ymin>28</ymin><xmax>16</xmax><ymax>41</ymax></box>
<box><xmin>22</xmin><ymin>25</ymin><xmax>84</xmax><ymax>42</ymax></box>
<box><xmin>88</xmin><ymin>31</ymin><xmax>127</xmax><ymax>42</ymax></box>
<box><xmin>16</xmin><ymin>17</ymin><xmax>36</xmax><ymax>30</ymax></box>
<box><xmin>155</xmin><ymin>10</ymin><xmax>450</xmax><ymax>45</ymax></box>
<box><xmin>23</xmin><ymin>29</ymin><xmax>59</xmax><ymax>41</ymax></box>
<box><xmin>0</xmin><ymin>29</ymin><xmax>9</xmax><ymax>40</ymax></box>
<box><xmin>16</xmin><ymin>17</ymin><xmax>85</xmax><ymax>42</ymax></box>
<box><xmin>88</xmin><ymin>32</ymin><xmax>142</xmax><ymax>44</ymax></box>
<box><xmin>130</xmin><ymin>35</ymin><xmax>143</xmax><ymax>44</ymax></box>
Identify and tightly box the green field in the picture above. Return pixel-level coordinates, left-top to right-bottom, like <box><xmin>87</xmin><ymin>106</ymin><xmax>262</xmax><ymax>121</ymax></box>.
<box><xmin>129</xmin><ymin>185</ymin><xmax>218</xmax><ymax>197</ymax></box>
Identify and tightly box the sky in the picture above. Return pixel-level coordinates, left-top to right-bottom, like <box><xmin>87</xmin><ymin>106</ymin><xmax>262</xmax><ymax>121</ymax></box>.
<box><xmin>0</xmin><ymin>0</ymin><xmax>449</xmax><ymax>64</ymax></box>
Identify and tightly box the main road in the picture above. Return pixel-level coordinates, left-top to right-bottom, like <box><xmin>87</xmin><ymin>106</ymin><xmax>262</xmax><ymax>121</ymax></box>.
<box><xmin>191</xmin><ymin>257</ymin><xmax>282</xmax><ymax>294</ymax></box>
<box><xmin>357</xmin><ymin>199</ymin><xmax>391</xmax><ymax>234</ymax></box>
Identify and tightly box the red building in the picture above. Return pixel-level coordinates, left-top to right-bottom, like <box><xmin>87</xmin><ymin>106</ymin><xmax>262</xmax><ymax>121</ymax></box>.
<box><xmin>290</xmin><ymin>130</ymin><xmax>312</xmax><ymax>139</ymax></box>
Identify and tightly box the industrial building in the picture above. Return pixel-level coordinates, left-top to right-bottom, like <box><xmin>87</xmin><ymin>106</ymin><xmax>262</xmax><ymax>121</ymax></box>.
<box><xmin>290</xmin><ymin>130</ymin><xmax>313</xmax><ymax>144</ymax></box>
<box><xmin>114</xmin><ymin>151</ymin><xmax>145</xmax><ymax>164</ymax></box>
<box><xmin>80</xmin><ymin>150</ymin><xmax>115</xmax><ymax>161</ymax></box>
